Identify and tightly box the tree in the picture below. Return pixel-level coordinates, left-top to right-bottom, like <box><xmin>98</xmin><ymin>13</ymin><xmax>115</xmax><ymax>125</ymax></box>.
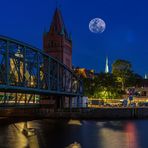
<box><xmin>93</xmin><ymin>73</ymin><xmax>122</xmax><ymax>99</ymax></box>
<box><xmin>83</xmin><ymin>77</ymin><xmax>95</xmax><ymax>97</ymax></box>
<box><xmin>112</xmin><ymin>59</ymin><xmax>132</xmax><ymax>91</ymax></box>
<box><xmin>82</xmin><ymin>59</ymin><xmax>143</xmax><ymax>99</ymax></box>
<box><xmin>126</xmin><ymin>73</ymin><xmax>143</xmax><ymax>87</ymax></box>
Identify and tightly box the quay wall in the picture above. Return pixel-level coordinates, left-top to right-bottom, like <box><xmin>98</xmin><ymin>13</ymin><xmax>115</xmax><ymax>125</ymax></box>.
<box><xmin>46</xmin><ymin>108</ymin><xmax>148</xmax><ymax>119</ymax></box>
<box><xmin>1</xmin><ymin>108</ymin><xmax>148</xmax><ymax>119</ymax></box>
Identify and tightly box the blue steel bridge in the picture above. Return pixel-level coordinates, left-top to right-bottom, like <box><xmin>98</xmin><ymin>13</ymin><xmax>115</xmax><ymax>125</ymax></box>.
<box><xmin>0</xmin><ymin>35</ymin><xmax>83</xmax><ymax>107</ymax></box>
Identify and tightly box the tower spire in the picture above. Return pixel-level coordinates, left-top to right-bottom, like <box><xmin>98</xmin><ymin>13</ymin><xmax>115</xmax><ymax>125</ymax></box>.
<box><xmin>49</xmin><ymin>7</ymin><xmax>68</xmax><ymax>37</ymax></box>
<box><xmin>43</xmin><ymin>8</ymin><xmax>72</xmax><ymax>68</ymax></box>
<box><xmin>105</xmin><ymin>56</ymin><xmax>109</xmax><ymax>73</ymax></box>
<box><xmin>145</xmin><ymin>74</ymin><xmax>148</xmax><ymax>79</ymax></box>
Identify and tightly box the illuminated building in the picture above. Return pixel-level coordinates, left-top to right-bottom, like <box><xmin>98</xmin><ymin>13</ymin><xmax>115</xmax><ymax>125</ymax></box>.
<box><xmin>74</xmin><ymin>67</ymin><xmax>95</xmax><ymax>79</ymax></box>
<box><xmin>10</xmin><ymin>49</ymin><xmax>35</xmax><ymax>87</ymax></box>
<box><xmin>0</xmin><ymin>49</ymin><xmax>39</xmax><ymax>104</ymax></box>
<box><xmin>135</xmin><ymin>79</ymin><xmax>148</xmax><ymax>97</ymax></box>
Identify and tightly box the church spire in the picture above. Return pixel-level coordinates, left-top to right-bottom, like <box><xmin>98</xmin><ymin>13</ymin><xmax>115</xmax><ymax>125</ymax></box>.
<box><xmin>105</xmin><ymin>56</ymin><xmax>109</xmax><ymax>73</ymax></box>
<box><xmin>145</xmin><ymin>74</ymin><xmax>148</xmax><ymax>79</ymax></box>
<box><xmin>49</xmin><ymin>8</ymin><xmax>68</xmax><ymax>37</ymax></box>
<box><xmin>43</xmin><ymin>7</ymin><xmax>72</xmax><ymax>68</ymax></box>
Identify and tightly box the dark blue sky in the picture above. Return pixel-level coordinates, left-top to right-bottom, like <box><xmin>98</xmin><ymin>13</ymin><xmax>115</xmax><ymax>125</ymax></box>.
<box><xmin>0</xmin><ymin>0</ymin><xmax>148</xmax><ymax>76</ymax></box>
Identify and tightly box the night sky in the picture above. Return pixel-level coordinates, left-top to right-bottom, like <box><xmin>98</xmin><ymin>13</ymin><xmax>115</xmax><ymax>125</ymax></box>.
<box><xmin>0</xmin><ymin>0</ymin><xmax>148</xmax><ymax>76</ymax></box>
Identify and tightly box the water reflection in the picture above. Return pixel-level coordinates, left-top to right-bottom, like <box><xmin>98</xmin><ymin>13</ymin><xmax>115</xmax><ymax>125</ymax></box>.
<box><xmin>99</xmin><ymin>126</ymin><xmax>129</xmax><ymax>147</ymax></box>
<box><xmin>98</xmin><ymin>121</ymin><xmax>139</xmax><ymax>148</ymax></box>
<box><xmin>4</xmin><ymin>124</ymin><xmax>28</xmax><ymax>148</ymax></box>
<box><xmin>0</xmin><ymin>119</ymin><xmax>146</xmax><ymax>148</ymax></box>
<box><xmin>68</xmin><ymin>119</ymin><xmax>82</xmax><ymax>126</ymax></box>
<box><xmin>4</xmin><ymin>122</ymin><xmax>39</xmax><ymax>148</ymax></box>
<box><xmin>66</xmin><ymin>141</ymin><xmax>81</xmax><ymax>148</ymax></box>
<box><xmin>124</xmin><ymin>122</ymin><xmax>139</xmax><ymax>148</ymax></box>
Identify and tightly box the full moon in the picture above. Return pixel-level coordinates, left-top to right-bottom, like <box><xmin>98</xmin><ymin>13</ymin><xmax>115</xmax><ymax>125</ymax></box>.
<box><xmin>89</xmin><ymin>18</ymin><xmax>106</xmax><ymax>33</ymax></box>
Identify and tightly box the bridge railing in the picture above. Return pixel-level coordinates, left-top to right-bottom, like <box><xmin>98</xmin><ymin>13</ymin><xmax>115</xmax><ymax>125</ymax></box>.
<box><xmin>0</xmin><ymin>35</ymin><xmax>83</xmax><ymax>96</ymax></box>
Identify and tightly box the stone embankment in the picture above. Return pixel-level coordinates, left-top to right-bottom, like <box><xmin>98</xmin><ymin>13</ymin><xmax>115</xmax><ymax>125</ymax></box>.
<box><xmin>45</xmin><ymin>108</ymin><xmax>148</xmax><ymax>119</ymax></box>
<box><xmin>1</xmin><ymin>107</ymin><xmax>148</xmax><ymax>119</ymax></box>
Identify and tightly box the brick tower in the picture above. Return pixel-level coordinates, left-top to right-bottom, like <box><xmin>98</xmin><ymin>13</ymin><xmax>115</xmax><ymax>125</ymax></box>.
<box><xmin>43</xmin><ymin>8</ymin><xmax>72</xmax><ymax>68</ymax></box>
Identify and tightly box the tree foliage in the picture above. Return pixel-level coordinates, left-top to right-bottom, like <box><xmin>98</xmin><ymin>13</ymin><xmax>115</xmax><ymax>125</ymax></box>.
<box><xmin>83</xmin><ymin>78</ymin><xmax>95</xmax><ymax>97</ymax></box>
<box><xmin>126</xmin><ymin>73</ymin><xmax>143</xmax><ymax>87</ymax></box>
<box><xmin>81</xmin><ymin>59</ymin><xmax>143</xmax><ymax>100</ymax></box>
<box><xmin>93</xmin><ymin>73</ymin><xmax>122</xmax><ymax>99</ymax></box>
<box><xmin>112</xmin><ymin>59</ymin><xmax>132</xmax><ymax>91</ymax></box>
<box><xmin>83</xmin><ymin>73</ymin><xmax>122</xmax><ymax>99</ymax></box>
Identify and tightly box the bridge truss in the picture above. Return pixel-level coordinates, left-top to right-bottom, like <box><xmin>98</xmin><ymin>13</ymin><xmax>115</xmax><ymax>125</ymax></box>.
<box><xmin>0</xmin><ymin>36</ymin><xmax>83</xmax><ymax>105</ymax></box>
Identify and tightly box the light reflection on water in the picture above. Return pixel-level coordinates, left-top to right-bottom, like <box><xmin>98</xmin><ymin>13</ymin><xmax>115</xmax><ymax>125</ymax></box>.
<box><xmin>98</xmin><ymin>122</ymin><xmax>139</xmax><ymax>148</ymax></box>
<box><xmin>124</xmin><ymin>122</ymin><xmax>139</xmax><ymax>148</ymax></box>
<box><xmin>0</xmin><ymin>124</ymin><xmax>28</xmax><ymax>148</ymax></box>
<box><xmin>0</xmin><ymin>119</ymin><xmax>147</xmax><ymax>148</ymax></box>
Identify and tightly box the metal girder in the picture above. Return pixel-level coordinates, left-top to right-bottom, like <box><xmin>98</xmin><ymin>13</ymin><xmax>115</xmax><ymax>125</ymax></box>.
<box><xmin>0</xmin><ymin>35</ymin><xmax>83</xmax><ymax>97</ymax></box>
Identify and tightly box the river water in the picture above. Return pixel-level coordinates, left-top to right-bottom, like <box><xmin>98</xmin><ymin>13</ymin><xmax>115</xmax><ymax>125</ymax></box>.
<box><xmin>0</xmin><ymin>119</ymin><xmax>147</xmax><ymax>148</ymax></box>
